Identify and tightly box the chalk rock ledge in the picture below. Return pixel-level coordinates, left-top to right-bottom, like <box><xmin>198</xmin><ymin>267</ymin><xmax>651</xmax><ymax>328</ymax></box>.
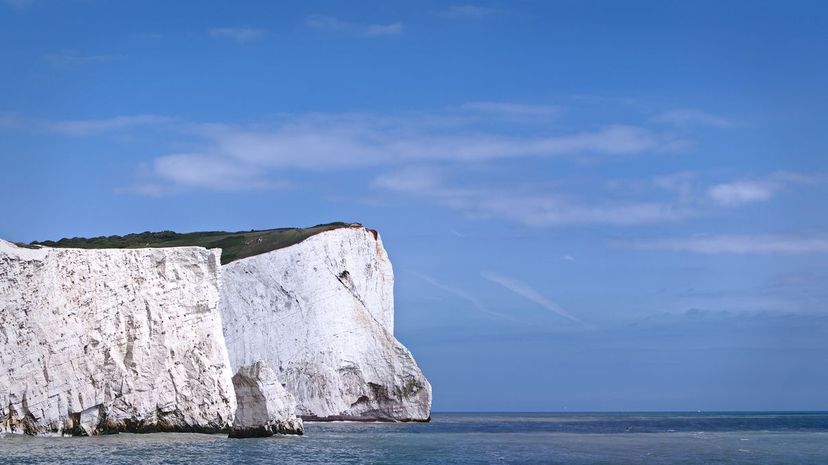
<box><xmin>229</xmin><ymin>361</ymin><xmax>303</xmax><ymax>438</ymax></box>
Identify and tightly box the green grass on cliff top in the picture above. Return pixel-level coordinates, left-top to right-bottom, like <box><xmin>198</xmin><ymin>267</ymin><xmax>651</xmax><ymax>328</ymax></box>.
<box><xmin>30</xmin><ymin>222</ymin><xmax>355</xmax><ymax>265</ymax></box>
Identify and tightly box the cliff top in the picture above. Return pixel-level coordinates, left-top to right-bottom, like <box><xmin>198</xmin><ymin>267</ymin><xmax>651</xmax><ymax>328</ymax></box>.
<box><xmin>29</xmin><ymin>222</ymin><xmax>358</xmax><ymax>264</ymax></box>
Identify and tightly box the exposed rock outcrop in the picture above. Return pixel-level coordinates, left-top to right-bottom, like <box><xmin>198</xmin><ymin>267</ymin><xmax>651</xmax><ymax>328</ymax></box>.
<box><xmin>220</xmin><ymin>226</ymin><xmax>432</xmax><ymax>421</ymax></box>
<box><xmin>0</xmin><ymin>239</ymin><xmax>236</xmax><ymax>435</ymax></box>
<box><xmin>229</xmin><ymin>361</ymin><xmax>303</xmax><ymax>438</ymax></box>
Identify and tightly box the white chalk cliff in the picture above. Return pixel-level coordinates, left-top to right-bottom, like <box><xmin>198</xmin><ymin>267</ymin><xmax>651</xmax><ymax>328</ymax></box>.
<box><xmin>0</xmin><ymin>224</ymin><xmax>431</xmax><ymax>436</ymax></box>
<box><xmin>220</xmin><ymin>226</ymin><xmax>432</xmax><ymax>421</ymax></box>
<box><xmin>230</xmin><ymin>361</ymin><xmax>303</xmax><ymax>437</ymax></box>
<box><xmin>0</xmin><ymin>239</ymin><xmax>236</xmax><ymax>435</ymax></box>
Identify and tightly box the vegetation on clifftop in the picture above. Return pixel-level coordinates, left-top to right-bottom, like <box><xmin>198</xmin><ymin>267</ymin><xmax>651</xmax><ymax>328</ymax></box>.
<box><xmin>31</xmin><ymin>222</ymin><xmax>355</xmax><ymax>264</ymax></box>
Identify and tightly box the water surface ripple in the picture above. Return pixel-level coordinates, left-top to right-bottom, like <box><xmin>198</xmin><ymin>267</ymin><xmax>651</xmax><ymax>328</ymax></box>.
<box><xmin>2</xmin><ymin>412</ymin><xmax>827</xmax><ymax>464</ymax></box>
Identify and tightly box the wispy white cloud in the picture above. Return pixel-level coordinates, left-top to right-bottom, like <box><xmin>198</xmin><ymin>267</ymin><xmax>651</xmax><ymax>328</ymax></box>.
<box><xmin>209</xmin><ymin>27</ymin><xmax>265</xmax><ymax>43</ymax></box>
<box><xmin>46</xmin><ymin>114</ymin><xmax>173</xmax><ymax>136</ymax></box>
<box><xmin>15</xmin><ymin>106</ymin><xmax>814</xmax><ymax>234</ymax></box>
<box><xmin>619</xmin><ymin>234</ymin><xmax>828</xmax><ymax>254</ymax></box>
<box><xmin>653</xmin><ymin>171</ymin><xmax>822</xmax><ymax>209</ymax></box>
<box><xmin>373</xmin><ymin>166</ymin><xmax>693</xmax><ymax>227</ymax></box>
<box><xmin>44</xmin><ymin>50</ymin><xmax>122</xmax><ymax>66</ymax></box>
<box><xmin>438</xmin><ymin>4</ymin><xmax>501</xmax><ymax>19</ymax></box>
<box><xmin>0</xmin><ymin>104</ymin><xmax>712</xmax><ymax>206</ymax></box>
<box><xmin>187</xmin><ymin>119</ymin><xmax>677</xmax><ymax>168</ymax></box>
<box><xmin>373</xmin><ymin>166</ymin><xmax>442</xmax><ymax>192</ymax></box>
<box><xmin>150</xmin><ymin>153</ymin><xmax>287</xmax><ymax>192</ymax></box>
<box><xmin>114</xmin><ymin>183</ymin><xmax>167</xmax><ymax>197</ymax></box>
<box><xmin>126</xmin><ymin>108</ymin><xmax>682</xmax><ymax>195</ymax></box>
<box><xmin>372</xmin><ymin>168</ymin><xmax>821</xmax><ymax>229</ymax></box>
<box><xmin>411</xmin><ymin>271</ymin><xmax>516</xmax><ymax>321</ymax></box>
<box><xmin>480</xmin><ymin>271</ymin><xmax>583</xmax><ymax>324</ymax></box>
<box><xmin>651</xmin><ymin>108</ymin><xmax>732</xmax><ymax>128</ymax></box>
<box><xmin>485</xmin><ymin>194</ymin><xmax>692</xmax><ymax>227</ymax></box>
<box><xmin>1</xmin><ymin>103</ymin><xmax>695</xmax><ymax>196</ymax></box>
<box><xmin>307</xmin><ymin>15</ymin><xmax>402</xmax><ymax>37</ymax></box>
<box><xmin>707</xmin><ymin>181</ymin><xmax>776</xmax><ymax>206</ymax></box>
<box><xmin>653</xmin><ymin>171</ymin><xmax>696</xmax><ymax>198</ymax></box>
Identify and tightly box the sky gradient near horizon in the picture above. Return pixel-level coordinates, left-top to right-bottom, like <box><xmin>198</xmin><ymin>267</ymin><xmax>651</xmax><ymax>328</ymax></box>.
<box><xmin>2</xmin><ymin>0</ymin><xmax>828</xmax><ymax>411</ymax></box>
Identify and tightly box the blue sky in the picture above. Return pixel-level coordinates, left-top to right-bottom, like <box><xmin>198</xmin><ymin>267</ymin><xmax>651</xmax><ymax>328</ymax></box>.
<box><xmin>2</xmin><ymin>0</ymin><xmax>827</xmax><ymax>411</ymax></box>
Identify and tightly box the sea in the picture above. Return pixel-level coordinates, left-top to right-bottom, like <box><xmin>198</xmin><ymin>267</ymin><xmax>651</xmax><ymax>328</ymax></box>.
<box><xmin>2</xmin><ymin>412</ymin><xmax>827</xmax><ymax>464</ymax></box>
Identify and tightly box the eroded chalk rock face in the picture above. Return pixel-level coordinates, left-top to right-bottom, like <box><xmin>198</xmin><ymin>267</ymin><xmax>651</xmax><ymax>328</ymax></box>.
<box><xmin>229</xmin><ymin>361</ymin><xmax>303</xmax><ymax>438</ymax></box>
<box><xmin>220</xmin><ymin>226</ymin><xmax>432</xmax><ymax>421</ymax></box>
<box><xmin>0</xmin><ymin>239</ymin><xmax>236</xmax><ymax>435</ymax></box>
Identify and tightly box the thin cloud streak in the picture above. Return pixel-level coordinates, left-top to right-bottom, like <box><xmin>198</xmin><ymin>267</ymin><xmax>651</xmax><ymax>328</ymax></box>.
<box><xmin>653</xmin><ymin>171</ymin><xmax>696</xmax><ymax>198</ymax></box>
<box><xmin>411</xmin><ymin>271</ymin><xmax>517</xmax><ymax>321</ymax></box>
<box><xmin>45</xmin><ymin>50</ymin><xmax>122</xmax><ymax>66</ymax></box>
<box><xmin>151</xmin><ymin>154</ymin><xmax>287</xmax><ymax>192</ymax></box>
<box><xmin>128</xmin><ymin>108</ymin><xmax>682</xmax><ymax>195</ymax></box>
<box><xmin>209</xmin><ymin>27</ymin><xmax>265</xmax><ymax>43</ymax></box>
<box><xmin>0</xmin><ymin>112</ymin><xmax>22</xmax><ymax>129</ymax></box>
<box><xmin>307</xmin><ymin>15</ymin><xmax>402</xmax><ymax>37</ymax></box>
<box><xmin>619</xmin><ymin>235</ymin><xmax>828</xmax><ymax>254</ymax></box>
<box><xmin>480</xmin><ymin>271</ymin><xmax>584</xmax><ymax>324</ymax></box>
<box><xmin>651</xmin><ymin>109</ymin><xmax>732</xmax><ymax>128</ymax></box>
<box><xmin>438</xmin><ymin>5</ymin><xmax>501</xmax><ymax>19</ymax></box>
<box><xmin>168</xmin><ymin>119</ymin><xmax>678</xmax><ymax>170</ymax></box>
<box><xmin>460</xmin><ymin>101</ymin><xmax>561</xmax><ymax>118</ymax></box>
<box><xmin>707</xmin><ymin>181</ymin><xmax>776</xmax><ymax>206</ymax></box>
<box><xmin>2</xmin><ymin>106</ymin><xmax>732</xmax><ymax>209</ymax></box>
<box><xmin>374</xmin><ymin>166</ymin><xmax>694</xmax><ymax>227</ymax></box>
<box><xmin>653</xmin><ymin>171</ymin><xmax>820</xmax><ymax>208</ymax></box>
<box><xmin>374</xmin><ymin>168</ymin><xmax>818</xmax><ymax>230</ymax></box>
<box><xmin>46</xmin><ymin>115</ymin><xmax>174</xmax><ymax>136</ymax></box>
<box><xmin>0</xmin><ymin>113</ymin><xmax>173</xmax><ymax>136</ymax></box>
<box><xmin>3</xmin><ymin>0</ymin><xmax>34</xmax><ymax>8</ymax></box>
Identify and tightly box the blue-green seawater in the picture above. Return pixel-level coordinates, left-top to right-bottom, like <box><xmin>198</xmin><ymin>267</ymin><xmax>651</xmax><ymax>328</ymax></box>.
<box><xmin>2</xmin><ymin>412</ymin><xmax>828</xmax><ymax>464</ymax></box>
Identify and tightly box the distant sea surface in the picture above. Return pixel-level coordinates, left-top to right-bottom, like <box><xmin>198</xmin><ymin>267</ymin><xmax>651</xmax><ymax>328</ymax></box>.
<box><xmin>3</xmin><ymin>412</ymin><xmax>828</xmax><ymax>464</ymax></box>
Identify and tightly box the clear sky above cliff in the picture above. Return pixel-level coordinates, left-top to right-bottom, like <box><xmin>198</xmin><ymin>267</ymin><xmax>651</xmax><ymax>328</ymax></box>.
<box><xmin>2</xmin><ymin>0</ymin><xmax>827</xmax><ymax>411</ymax></box>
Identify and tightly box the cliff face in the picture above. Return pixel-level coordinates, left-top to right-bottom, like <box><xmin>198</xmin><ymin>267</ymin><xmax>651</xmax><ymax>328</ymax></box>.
<box><xmin>220</xmin><ymin>226</ymin><xmax>432</xmax><ymax>421</ymax></box>
<box><xmin>0</xmin><ymin>240</ymin><xmax>236</xmax><ymax>435</ymax></box>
